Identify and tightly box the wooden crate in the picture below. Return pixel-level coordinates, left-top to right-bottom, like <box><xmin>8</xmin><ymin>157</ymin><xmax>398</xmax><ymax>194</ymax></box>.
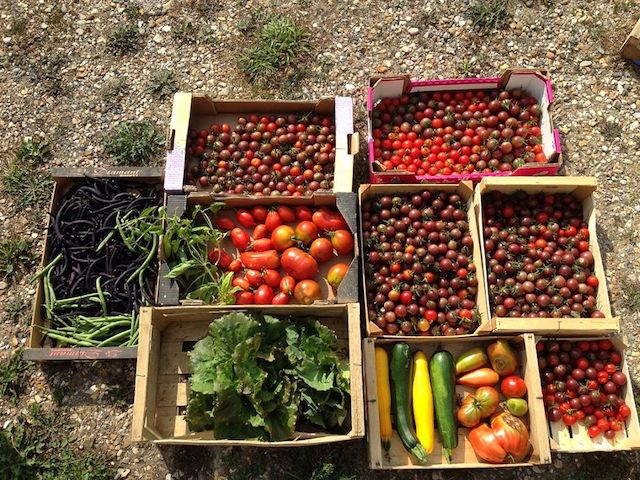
<box><xmin>474</xmin><ymin>177</ymin><xmax>620</xmax><ymax>335</ymax></box>
<box><xmin>363</xmin><ymin>334</ymin><xmax>551</xmax><ymax>469</ymax></box>
<box><xmin>156</xmin><ymin>191</ymin><xmax>359</xmax><ymax>306</ymax></box>
<box><xmin>542</xmin><ymin>336</ymin><xmax>640</xmax><ymax>452</ymax></box>
<box><xmin>164</xmin><ymin>93</ymin><xmax>358</xmax><ymax>194</ymax></box>
<box><xmin>621</xmin><ymin>17</ymin><xmax>640</xmax><ymax>61</ymax></box>
<box><xmin>359</xmin><ymin>182</ymin><xmax>491</xmax><ymax>338</ymax></box>
<box><xmin>24</xmin><ymin>167</ymin><xmax>163</xmax><ymax>361</ymax></box>
<box><xmin>131</xmin><ymin>304</ymin><xmax>364</xmax><ymax>446</ymax></box>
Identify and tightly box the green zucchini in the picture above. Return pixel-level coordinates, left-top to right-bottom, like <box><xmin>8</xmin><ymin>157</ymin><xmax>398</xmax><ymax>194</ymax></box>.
<box><xmin>430</xmin><ymin>350</ymin><xmax>458</xmax><ymax>463</ymax></box>
<box><xmin>390</xmin><ymin>343</ymin><xmax>428</xmax><ymax>463</ymax></box>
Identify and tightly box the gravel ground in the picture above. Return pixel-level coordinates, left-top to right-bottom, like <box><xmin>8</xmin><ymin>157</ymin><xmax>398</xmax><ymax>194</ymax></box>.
<box><xmin>1</xmin><ymin>0</ymin><xmax>640</xmax><ymax>479</ymax></box>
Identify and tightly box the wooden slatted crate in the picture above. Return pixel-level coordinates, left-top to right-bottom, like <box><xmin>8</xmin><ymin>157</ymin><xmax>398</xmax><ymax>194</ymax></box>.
<box><xmin>363</xmin><ymin>334</ymin><xmax>552</xmax><ymax>469</ymax></box>
<box><xmin>474</xmin><ymin>177</ymin><xmax>620</xmax><ymax>335</ymax></box>
<box><xmin>359</xmin><ymin>182</ymin><xmax>491</xmax><ymax>338</ymax></box>
<box><xmin>541</xmin><ymin>336</ymin><xmax>640</xmax><ymax>452</ymax></box>
<box><xmin>132</xmin><ymin>304</ymin><xmax>364</xmax><ymax>446</ymax></box>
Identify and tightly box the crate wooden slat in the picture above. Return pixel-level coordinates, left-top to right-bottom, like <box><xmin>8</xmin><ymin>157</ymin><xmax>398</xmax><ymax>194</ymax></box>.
<box><xmin>474</xmin><ymin>177</ymin><xmax>619</xmax><ymax>335</ymax></box>
<box><xmin>542</xmin><ymin>336</ymin><xmax>640</xmax><ymax>452</ymax></box>
<box><xmin>359</xmin><ymin>182</ymin><xmax>491</xmax><ymax>338</ymax></box>
<box><xmin>364</xmin><ymin>334</ymin><xmax>552</xmax><ymax>469</ymax></box>
<box><xmin>132</xmin><ymin>304</ymin><xmax>364</xmax><ymax>446</ymax></box>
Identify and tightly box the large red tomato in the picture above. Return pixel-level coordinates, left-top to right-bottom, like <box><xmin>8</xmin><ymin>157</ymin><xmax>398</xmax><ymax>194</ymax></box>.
<box><xmin>281</xmin><ymin>247</ymin><xmax>318</xmax><ymax>280</ymax></box>
<box><xmin>293</xmin><ymin>280</ymin><xmax>322</xmax><ymax>305</ymax></box>
<box><xmin>312</xmin><ymin>208</ymin><xmax>348</xmax><ymax>231</ymax></box>
<box><xmin>271</xmin><ymin>225</ymin><xmax>295</xmax><ymax>252</ymax></box>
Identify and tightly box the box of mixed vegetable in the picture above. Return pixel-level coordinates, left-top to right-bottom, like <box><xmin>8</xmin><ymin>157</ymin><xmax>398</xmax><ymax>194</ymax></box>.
<box><xmin>367</xmin><ymin>69</ymin><xmax>561</xmax><ymax>184</ymax></box>
<box><xmin>363</xmin><ymin>334</ymin><xmax>551</xmax><ymax>468</ymax></box>
<box><xmin>164</xmin><ymin>92</ymin><xmax>358</xmax><ymax>195</ymax></box>
<box><xmin>156</xmin><ymin>191</ymin><xmax>359</xmax><ymax>307</ymax></box>
<box><xmin>131</xmin><ymin>304</ymin><xmax>364</xmax><ymax>445</ymax></box>
<box><xmin>25</xmin><ymin>167</ymin><xmax>164</xmax><ymax>361</ymax></box>
<box><xmin>474</xmin><ymin>176</ymin><xmax>619</xmax><ymax>334</ymax></box>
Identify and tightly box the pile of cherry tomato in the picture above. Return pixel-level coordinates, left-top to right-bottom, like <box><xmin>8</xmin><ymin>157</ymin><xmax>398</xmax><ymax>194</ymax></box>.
<box><xmin>371</xmin><ymin>88</ymin><xmax>548</xmax><ymax>176</ymax></box>
<box><xmin>538</xmin><ymin>339</ymin><xmax>632</xmax><ymax>441</ymax></box>
<box><xmin>209</xmin><ymin>204</ymin><xmax>353</xmax><ymax>305</ymax></box>
<box><xmin>185</xmin><ymin>114</ymin><xmax>336</xmax><ymax>195</ymax></box>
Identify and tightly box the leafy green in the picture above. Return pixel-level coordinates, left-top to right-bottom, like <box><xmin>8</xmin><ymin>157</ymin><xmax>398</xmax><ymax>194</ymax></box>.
<box><xmin>185</xmin><ymin>312</ymin><xmax>350</xmax><ymax>441</ymax></box>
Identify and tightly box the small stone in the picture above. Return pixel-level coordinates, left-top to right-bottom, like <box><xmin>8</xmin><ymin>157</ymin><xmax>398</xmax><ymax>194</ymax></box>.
<box><xmin>345</xmin><ymin>83</ymin><xmax>356</xmax><ymax>93</ymax></box>
<box><xmin>0</xmin><ymin>281</ymin><xmax>7</xmax><ymax>290</ymax></box>
<box><xmin>153</xmin><ymin>34</ymin><xmax>163</xmax><ymax>44</ymax></box>
<box><xmin>165</xmin><ymin>475</ymin><xmax>172</xmax><ymax>480</ymax></box>
<box><xmin>377</xmin><ymin>65</ymin><xmax>388</xmax><ymax>73</ymax></box>
<box><xmin>546</xmin><ymin>51</ymin><xmax>555</xmax><ymax>59</ymax></box>
<box><xmin>408</xmin><ymin>27</ymin><xmax>420</xmax><ymax>35</ymax></box>
<box><xmin>3</xmin><ymin>37</ymin><xmax>11</xmax><ymax>44</ymax></box>
<box><xmin>117</xmin><ymin>468</ymin><xmax>131</xmax><ymax>478</ymax></box>
<box><xmin>161</xmin><ymin>25</ymin><xmax>171</xmax><ymax>33</ymax></box>
<box><xmin>219</xmin><ymin>86</ymin><xmax>230</xmax><ymax>96</ymax></box>
<box><xmin>579</xmin><ymin>60</ymin><xmax>592</xmax><ymax>67</ymax></box>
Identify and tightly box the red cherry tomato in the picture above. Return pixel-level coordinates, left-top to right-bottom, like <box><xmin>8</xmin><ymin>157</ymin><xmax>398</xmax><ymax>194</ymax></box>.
<box><xmin>587</xmin><ymin>425</ymin><xmax>601</xmax><ymax>438</ymax></box>
<box><xmin>245</xmin><ymin>269</ymin><xmax>264</xmax><ymax>287</ymax></box>
<box><xmin>424</xmin><ymin>310</ymin><xmax>437</xmax><ymax>322</ymax></box>
<box><xmin>619</xmin><ymin>404</ymin><xmax>631</xmax><ymax>418</ymax></box>
<box><xmin>232</xmin><ymin>276</ymin><xmax>251</xmax><ymax>291</ymax></box>
<box><xmin>562</xmin><ymin>413</ymin><xmax>577</xmax><ymax>426</ymax></box>
<box><xmin>228</xmin><ymin>259</ymin><xmax>242</xmax><ymax>272</ymax></box>
<box><xmin>605</xmin><ymin>363</ymin><xmax>617</xmax><ymax>374</ymax></box>
<box><xmin>215</xmin><ymin>215</ymin><xmax>235</xmax><ymax>231</ymax></box>
<box><xmin>207</xmin><ymin>249</ymin><xmax>231</xmax><ymax>269</ymax></box>
<box><xmin>251</xmin><ymin>238</ymin><xmax>273</xmax><ymax>252</ymax></box>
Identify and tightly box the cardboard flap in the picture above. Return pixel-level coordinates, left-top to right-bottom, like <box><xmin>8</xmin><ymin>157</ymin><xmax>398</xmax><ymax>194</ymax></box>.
<box><xmin>165</xmin><ymin>92</ymin><xmax>193</xmax><ymax>193</ymax></box>
<box><xmin>369</xmin><ymin>75</ymin><xmax>410</xmax><ymax>105</ymax></box>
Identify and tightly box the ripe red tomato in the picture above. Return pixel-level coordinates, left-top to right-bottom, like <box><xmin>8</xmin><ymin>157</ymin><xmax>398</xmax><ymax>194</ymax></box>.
<box><xmin>562</xmin><ymin>413</ymin><xmax>577</xmax><ymax>426</ymax></box>
<box><xmin>281</xmin><ymin>247</ymin><xmax>318</xmax><ymax>280</ymax></box>
<box><xmin>235</xmin><ymin>291</ymin><xmax>254</xmax><ymax>305</ymax></box>
<box><xmin>293</xmin><ymin>279</ymin><xmax>322</xmax><ymax>305</ymax></box>
<box><xmin>254</xmin><ymin>284</ymin><xmax>275</xmax><ymax>305</ymax></box>
<box><xmin>400</xmin><ymin>291</ymin><xmax>413</xmax><ymax>305</ymax></box>
<box><xmin>424</xmin><ymin>310</ymin><xmax>437</xmax><ymax>322</ymax></box>
<box><xmin>576</xmin><ymin>357</ymin><xmax>589</xmax><ymax>370</ymax></box>
<box><xmin>253</xmin><ymin>224</ymin><xmax>269</xmax><ymax>240</ymax></box>
<box><xmin>227</xmin><ymin>259</ymin><xmax>242</xmax><ymax>272</ymax></box>
<box><xmin>207</xmin><ymin>249</ymin><xmax>231</xmax><ymax>269</ymax></box>
<box><xmin>309</xmin><ymin>237</ymin><xmax>334</xmax><ymax>263</ymax></box>
<box><xmin>279</xmin><ymin>275</ymin><xmax>296</xmax><ymax>295</ymax></box>
<box><xmin>230</xmin><ymin>228</ymin><xmax>251</xmax><ymax>251</ymax></box>
<box><xmin>235</xmin><ymin>209</ymin><xmax>255</xmax><ymax>228</ymax></box>
<box><xmin>251</xmin><ymin>206</ymin><xmax>268</xmax><ymax>223</ymax></box>
<box><xmin>605</xmin><ymin>363</ymin><xmax>617</xmax><ymax>374</ymax></box>
<box><xmin>271</xmin><ymin>292</ymin><xmax>290</xmax><ymax>305</ymax></box>
<box><xmin>330</xmin><ymin>230</ymin><xmax>354</xmax><ymax>255</ymax></box>
<box><xmin>232</xmin><ymin>276</ymin><xmax>251</xmax><ymax>291</ymax></box>
<box><xmin>262</xmin><ymin>269</ymin><xmax>281</xmax><ymax>288</ymax></box>
<box><xmin>265</xmin><ymin>211</ymin><xmax>283</xmax><ymax>232</ymax></box>
<box><xmin>215</xmin><ymin>215</ymin><xmax>235</xmax><ymax>231</ymax></box>
<box><xmin>312</xmin><ymin>208</ymin><xmax>348</xmax><ymax>231</ymax></box>
<box><xmin>245</xmin><ymin>269</ymin><xmax>264</xmax><ymax>287</ymax></box>
<box><xmin>271</xmin><ymin>225</ymin><xmax>296</xmax><ymax>252</ymax></box>
<box><xmin>294</xmin><ymin>221</ymin><xmax>319</xmax><ymax>246</ymax></box>
<box><xmin>295</xmin><ymin>206</ymin><xmax>313</xmax><ymax>221</ymax></box>
<box><xmin>500</xmin><ymin>376</ymin><xmax>527</xmax><ymax>398</ymax></box>
<box><xmin>586</xmin><ymin>275</ymin><xmax>599</xmax><ymax>288</ymax></box>
<box><xmin>276</xmin><ymin>205</ymin><xmax>296</xmax><ymax>223</ymax></box>
<box><xmin>251</xmin><ymin>238</ymin><xmax>273</xmax><ymax>252</ymax></box>
<box><xmin>587</xmin><ymin>425</ymin><xmax>601</xmax><ymax>438</ymax></box>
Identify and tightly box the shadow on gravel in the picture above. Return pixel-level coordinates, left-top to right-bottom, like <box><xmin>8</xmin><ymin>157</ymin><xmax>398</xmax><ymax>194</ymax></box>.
<box><xmin>156</xmin><ymin>440</ymin><xmax>640</xmax><ymax>480</ymax></box>
<box><xmin>39</xmin><ymin>359</ymin><xmax>136</xmax><ymax>407</ymax></box>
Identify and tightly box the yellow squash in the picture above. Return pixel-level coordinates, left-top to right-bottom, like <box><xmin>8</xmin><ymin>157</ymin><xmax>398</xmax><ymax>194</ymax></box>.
<box><xmin>412</xmin><ymin>350</ymin><xmax>434</xmax><ymax>454</ymax></box>
<box><xmin>374</xmin><ymin>347</ymin><xmax>393</xmax><ymax>450</ymax></box>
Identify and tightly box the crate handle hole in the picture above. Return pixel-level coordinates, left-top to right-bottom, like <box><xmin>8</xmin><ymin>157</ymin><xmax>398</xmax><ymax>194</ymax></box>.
<box><xmin>182</xmin><ymin>341</ymin><xmax>196</xmax><ymax>352</ymax></box>
<box><xmin>177</xmin><ymin>405</ymin><xmax>187</xmax><ymax>416</ymax></box>
<box><xmin>178</xmin><ymin>373</ymin><xmax>190</xmax><ymax>383</ymax></box>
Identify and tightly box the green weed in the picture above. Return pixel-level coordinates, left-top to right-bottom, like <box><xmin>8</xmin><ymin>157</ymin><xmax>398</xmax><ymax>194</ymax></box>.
<box><xmin>0</xmin><ymin>349</ymin><xmax>30</xmax><ymax>400</ymax></box>
<box><xmin>457</xmin><ymin>59</ymin><xmax>478</xmax><ymax>78</ymax></box>
<box><xmin>0</xmin><ymin>404</ymin><xmax>115</xmax><ymax>479</ymax></box>
<box><xmin>1</xmin><ymin>297</ymin><xmax>29</xmax><ymax>324</ymax></box>
<box><xmin>102</xmin><ymin>77</ymin><xmax>128</xmax><ymax>102</ymax></box>
<box><xmin>107</xmin><ymin>23</ymin><xmax>141</xmax><ymax>54</ymax></box>
<box><xmin>16</xmin><ymin>137</ymin><xmax>50</xmax><ymax>163</ymax></box>
<box><xmin>599</xmin><ymin>120</ymin><xmax>623</xmax><ymax>140</ymax></box>
<box><xmin>0</xmin><ymin>238</ymin><xmax>34</xmax><ymax>280</ymax></box>
<box><xmin>237</xmin><ymin>17</ymin><xmax>309</xmax><ymax>86</ymax></box>
<box><xmin>173</xmin><ymin>19</ymin><xmax>198</xmax><ymax>44</ymax></box>
<box><xmin>237</xmin><ymin>9</ymin><xmax>270</xmax><ymax>34</ymax></box>
<box><xmin>2</xmin><ymin>159</ymin><xmax>53</xmax><ymax>211</ymax></box>
<box><xmin>467</xmin><ymin>0</ymin><xmax>513</xmax><ymax>33</ymax></box>
<box><xmin>148</xmin><ymin>69</ymin><xmax>177</xmax><ymax>98</ymax></box>
<box><xmin>621</xmin><ymin>277</ymin><xmax>640</xmax><ymax>312</ymax></box>
<box><xmin>104</xmin><ymin>120</ymin><xmax>164</xmax><ymax>166</ymax></box>
<box><xmin>196</xmin><ymin>0</ymin><xmax>219</xmax><ymax>15</ymax></box>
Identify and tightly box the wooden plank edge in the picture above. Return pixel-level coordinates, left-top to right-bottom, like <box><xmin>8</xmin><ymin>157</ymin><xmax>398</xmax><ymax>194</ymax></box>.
<box><xmin>23</xmin><ymin>346</ymin><xmax>137</xmax><ymax>361</ymax></box>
